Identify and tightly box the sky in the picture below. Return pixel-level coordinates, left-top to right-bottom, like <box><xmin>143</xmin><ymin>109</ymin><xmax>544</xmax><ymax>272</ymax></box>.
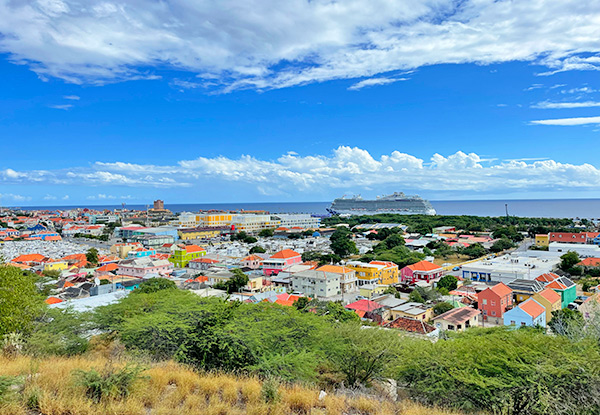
<box><xmin>2</xmin><ymin>0</ymin><xmax>600</xmax><ymax>206</ymax></box>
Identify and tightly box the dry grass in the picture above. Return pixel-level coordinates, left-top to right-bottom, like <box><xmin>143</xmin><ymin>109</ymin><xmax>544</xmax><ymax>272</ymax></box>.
<box><xmin>0</xmin><ymin>354</ymin><xmax>464</xmax><ymax>415</ymax></box>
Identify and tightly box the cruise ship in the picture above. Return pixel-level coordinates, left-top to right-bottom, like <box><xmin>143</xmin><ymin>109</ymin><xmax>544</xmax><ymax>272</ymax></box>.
<box><xmin>328</xmin><ymin>192</ymin><xmax>436</xmax><ymax>216</ymax></box>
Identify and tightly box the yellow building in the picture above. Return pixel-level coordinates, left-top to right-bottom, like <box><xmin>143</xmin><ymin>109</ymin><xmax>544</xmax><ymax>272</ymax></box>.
<box><xmin>390</xmin><ymin>303</ymin><xmax>434</xmax><ymax>322</ymax></box>
<box><xmin>532</xmin><ymin>288</ymin><xmax>562</xmax><ymax>324</ymax></box>
<box><xmin>198</xmin><ymin>213</ymin><xmax>233</xmax><ymax>227</ymax></box>
<box><xmin>231</xmin><ymin>214</ymin><xmax>280</xmax><ymax>233</ymax></box>
<box><xmin>44</xmin><ymin>261</ymin><xmax>69</xmax><ymax>272</ymax></box>
<box><xmin>111</xmin><ymin>242</ymin><xmax>143</xmax><ymax>259</ymax></box>
<box><xmin>359</xmin><ymin>284</ymin><xmax>387</xmax><ymax>299</ymax></box>
<box><xmin>346</xmin><ymin>260</ymin><xmax>399</xmax><ymax>285</ymax></box>
<box><xmin>246</xmin><ymin>275</ymin><xmax>264</xmax><ymax>292</ymax></box>
<box><xmin>535</xmin><ymin>234</ymin><xmax>549</xmax><ymax>247</ymax></box>
<box><xmin>178</xmin><ymin>227</ymin><xmax>226</xmax><ymax>240</ymax></box>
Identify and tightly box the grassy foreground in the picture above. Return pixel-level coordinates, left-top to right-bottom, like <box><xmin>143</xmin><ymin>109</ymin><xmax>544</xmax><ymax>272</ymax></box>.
<box><xmin>0</xmin><ymin>354</ymin><xmax>463</xmax><ymax>415</ymax></box>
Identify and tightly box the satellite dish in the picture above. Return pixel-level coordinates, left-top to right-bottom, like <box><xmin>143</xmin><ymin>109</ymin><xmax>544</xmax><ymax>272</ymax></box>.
<box><xmin>94</xmin><ymin>278</ymin><xmax>101</xmax><ymax>286</ymax></box>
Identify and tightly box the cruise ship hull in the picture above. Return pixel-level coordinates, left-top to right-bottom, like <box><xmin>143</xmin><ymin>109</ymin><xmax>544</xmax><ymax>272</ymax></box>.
<box><xmin>329</xmin><ymin>193</ymin><xmax>436</xmax><ymax>216</ymax></box>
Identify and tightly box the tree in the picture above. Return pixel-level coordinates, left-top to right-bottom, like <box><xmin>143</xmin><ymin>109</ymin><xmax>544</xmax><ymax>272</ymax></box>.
<box><xmin>548</xmin><ymin>308</ymin><xmax>585</xmax><ymax>339</ymax></box>
<box><xmin>134</xmin><ymin>277</ymin><xmax>177</xmax><ymax>294</ymax></box>
<box><xmin>218</xmin><ymin>269</ymin><xmax>249</xmax><ymax>294</ymax></box>
<box><xmin>437</xmin><ymin>275</ymin><xmax>458</xmax><ymax>292</ymax></box>
<box><xmin>560</xmin><ymin>251</ymin><xmax>581</xmax><ymax>272</ymax></box>
<box><xmin>490</xmin><ymin>237</ymin><xmax>514</xmax><ymax>253</ymax></box>
<box><xmin>258</xmin><ymin>229</ymin><xmax>274</xmax><ymax>237</ymax></box>
<box><xmin>86</xmin><ymin>248</ymin><xmax>99</xmax><ymax>266</ymax></box>
<box><xmin>434</xmin><ymin>243</ymin><xmax>454</xmax><ymax>259</ymax></box>
<box><xmin>462</xmin><ymin>243</ymin><xmax>487</xmax><ymax>259</ymax></box>
<box><xmin>433</xmin><ymin>302</ymin><xmax>454</xmax><ymax>316</ymax></box>
<box><xmin>293</xmin><ymin>297</ymin><xmax>311</xmax><ymax>311</ymax></box>
<box><xmin>409</xmin><ymin>289</ymin><xmax>425</xmax><ymax>303</ymax></box>
<box><xmin>0</xmin><ymin>266</ymin><xmax>45</xmax><ymax>336</ymax></box>
<box><xmin>383</xmin><ymin>234</ymin><xmax>405</xmax><ymax>249</ymax></box>
<box><xmin>330</xmin><ymin>228</ymin><xmax>358</xmax><ymax>258</ymax></box>
<box><xmin>249</xmin><ymin>246</ymin><xmax>266</xmax><ymax>254</ymax></box>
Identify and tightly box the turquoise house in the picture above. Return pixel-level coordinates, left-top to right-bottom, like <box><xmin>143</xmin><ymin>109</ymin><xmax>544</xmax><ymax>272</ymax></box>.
<box><xmin>503</xmin><ymin>298</ymin><xmax>546</xmax><ymax>328</ymax></box>
<box><xmin>547</xmin><ymin>277</ymin><xmax>577</xmax><ymax>308</ymax></box>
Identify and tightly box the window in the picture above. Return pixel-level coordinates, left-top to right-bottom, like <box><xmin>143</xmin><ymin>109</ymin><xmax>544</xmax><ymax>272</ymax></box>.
<box><xmin>521</xmin><ymin>322</ymin><xmax>526</xmax><ymax>326</ymax></box>
<box><xmin>448</xmin><ymin>325</ymin><xmax>455</xmax><ymax>330</ymax></box>
<box><xmin>491</xmin><ymin>301</ymin><xmax>496</xmax><ymax>306</ymax></box>
<box><xmin>510</xmin><ymin>320</ymin><xmax>516</xmax><ymax>325</ymax></box>
<box><xmin>482</xmin><ymin>299</ymin><xmax>487</xmax><ymax>305</ymax></box>
<box><xmin>491</xmin><ymin>311</ymin><xmax>496</xmax><ymax>316</ymax></box>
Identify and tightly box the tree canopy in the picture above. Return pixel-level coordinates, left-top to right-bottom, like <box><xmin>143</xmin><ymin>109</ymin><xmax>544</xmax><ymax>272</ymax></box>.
<box><xmin>0</xmin><ymin>266</ymin><xmax>45</xmax><ymax>337</ymax></box>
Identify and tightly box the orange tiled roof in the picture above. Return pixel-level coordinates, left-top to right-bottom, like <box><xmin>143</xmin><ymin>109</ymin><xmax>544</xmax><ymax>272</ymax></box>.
<box><xmin>577</xmin><ymin>258</ymin><xmax>600</xmax><ymax>267</ymax></box>
<box><xmin>316</xmin><ymin>264</ymin><xmax>353</xmax><ymax>274</ymax></box>
<box><xmin>243</xmin><ymin>254</ymin><xmax>263</xmax><ymax>262</ymax></box>
<box><xmin>11</xmin><ymin>253</ymin><xmax>45</xmax><ymax>263</ymax></box>
<box><xmin>185</xmin><ymin>245</ymin><xmax>205</xmax><ymax>253</ymax></box>
<box><xmin>45</xmin><ymin>297</ymin><xmax>63</xmax><ymax>305</ymax></box>
<box><xmin>538</xmin><ymin>288</ymin><xmax>561</xmax><ymax>304</ymax></box>
<box><xmin>270</xmin><ymin>249</ymin><xmax>300</xmax><ymax>259</ymax></box>
<box><xmin>520</xmin><ymin>299</ymin><xmax>545</xmax><ymax>318</ymax></box>
<box><xmin>547</xmin><ymin>281</ymin><xmax>568</xmax><ymax>290</ymax></box>
<box><xmin>97</xmin><ymin>263</ymin><xmax>118</xmax><ymax>272</ymax></box>
<box><xmin>536</xmin><ymin>272</ymin><xmax>560</xmax><ymax>282</ymax></box>
<box><xmin>490</xmin><ymin>282</ymin><xmax>512</xmax><ymax>297</ymax></box>
<box><xmin>406</xmin><ymin>260</ymin><xmax>441</xmax><ymax>272</ymax></box>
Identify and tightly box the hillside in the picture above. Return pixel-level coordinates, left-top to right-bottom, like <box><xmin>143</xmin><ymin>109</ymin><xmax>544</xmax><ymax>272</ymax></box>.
<box><xmin>0</xmin><ymin>354</ymin><xmax>462</xmax><ymax>415</ymax></box>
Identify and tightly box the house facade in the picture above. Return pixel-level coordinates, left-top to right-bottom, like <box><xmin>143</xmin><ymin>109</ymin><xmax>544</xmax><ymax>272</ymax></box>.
<box><xmin>262</xmin><ymin>249</ymin><xmax>301</xmax><ymax>276</ymax></box>
<box><xmin>433</xmin><ymin>307</ymin><xmax>481</xmax><ymax>332</ymax></box>
<box><xmin>169</xmin><ymin>245</ymin><xmax>206</xmax><ymax>268</ymax></box>
<box><xmin>315</xmin><ymin>265</ymin><xmax>358</xmax><ymax>293</ymax></box>
<box><xmin>503</xmin><ymin>298</ymin><xmax>546</xmax><ymax>327</ymax></box>
<box><xmin>400</xmin><ymin>260</ymin><xmax>443</xmax><ymax>284</ymax></box>
<box><xmin>532</xmin><ymin>288</ymin><xmax>562</xmax><ymax>324</ymax></box>
<box><xmin>346</xmin><ymin>260</ymin><xmax>399</xmax><ymax>285</ymax></box>
<box><xmin>291</xmin><ymin>269</ymin><xmax>341</xmax><ymax>298</ymax></box>
<box><xmin>478</xmin><ymin>282</ymin><xmax>513</xmax><ymax>323</ymax></box>
<box><xmin>117</xmin><ymin>258</ymin><xmax>173</xmax><ymax>278</ymax></box>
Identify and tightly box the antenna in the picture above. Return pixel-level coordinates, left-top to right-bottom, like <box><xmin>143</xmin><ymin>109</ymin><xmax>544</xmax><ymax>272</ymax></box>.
<box><xmin>505</xmin><ymin>203</ymin><xmax>509</xmax><ymax>218</ymax></box>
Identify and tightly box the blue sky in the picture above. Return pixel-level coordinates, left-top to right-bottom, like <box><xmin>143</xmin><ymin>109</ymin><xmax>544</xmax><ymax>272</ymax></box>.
<box><xmin>1</xmin><ymin>0</ymin><xmax>600</xmax><ymax>206</ymax></box>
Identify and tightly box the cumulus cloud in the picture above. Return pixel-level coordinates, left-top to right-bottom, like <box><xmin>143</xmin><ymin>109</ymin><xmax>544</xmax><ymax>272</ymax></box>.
<box><xmin>2</xmin><ymin>147</ymin><xmax>600</xmax><ymax>196</ymax></box>
<box><xmin>2</xmin><ymin>1</ymin><xmax>600</xmax><ymax>90</ymax></box>
<box><xmin>0</xmin><ymin>193</ymin><xmax>32</xmax><ymax>202</ymax></box>
<box><xmin>530</xmin><ymin>116</ymin><xmax>600</xmax><ymax>126</ymax></box>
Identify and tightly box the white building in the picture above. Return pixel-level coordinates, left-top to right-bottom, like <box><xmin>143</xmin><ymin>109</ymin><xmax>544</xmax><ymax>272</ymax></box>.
<box><xmin>548</xmin><ymin>242</ymin><xmax>600</xmax><ymax>257</ymax></box>
<box><xmin>232</xmin><ymin>214</ymin><xmax>280</xmax><ymax>233</ymax></box>
<box><xmin>460</xmin><ymin>253</ymin><xmax>560</xmax><ymax>284</ymax></box>
<box><xmin>274</xmin><ymin>214</ymin><xmax>321</xmax><ymax>229</ymax></box>
<box><xmin>291</xmin><ymin>269</ymin><xmax>342</xmax><ymax>298</ymax></box>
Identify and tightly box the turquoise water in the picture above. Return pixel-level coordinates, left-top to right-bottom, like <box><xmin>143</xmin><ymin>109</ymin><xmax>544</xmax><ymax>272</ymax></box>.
<box><xmin>17</xmin><ymin>199</ymin><xmax>600</xmax><ymax>218</ymax></box>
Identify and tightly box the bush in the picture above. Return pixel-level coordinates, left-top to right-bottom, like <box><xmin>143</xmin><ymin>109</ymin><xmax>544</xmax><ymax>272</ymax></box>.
<box><xmin>261</xmin><ymin>377</ymin><xmax>280</xmax><ymax>403</ymax></box>
<box><xmin>73</xmin><ymin>365</ymin><xmax>145</xmax><ymax>402</ymax></box>
<box><xmin>133</xmin><ymin>277</ymin><xmax>177</xmax><ymax>294</ymax></box>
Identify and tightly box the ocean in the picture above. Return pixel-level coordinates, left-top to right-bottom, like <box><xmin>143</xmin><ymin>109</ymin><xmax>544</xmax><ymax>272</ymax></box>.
<box><xmin>15</xmin><ymin>199</ymin><xmax>600</xmax><ymax>219</ymax></box>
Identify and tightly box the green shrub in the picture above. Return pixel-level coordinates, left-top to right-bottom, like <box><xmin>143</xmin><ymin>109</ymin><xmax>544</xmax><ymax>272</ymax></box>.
<box><xmin>73</xmin><ymin>365</ymin><xmax>146</xmax><ymax>402</ymax></box>
<box><xmin>261</xmin><ymin>377</ymin><xmax>280</xmax><ymax>403</ymax></box>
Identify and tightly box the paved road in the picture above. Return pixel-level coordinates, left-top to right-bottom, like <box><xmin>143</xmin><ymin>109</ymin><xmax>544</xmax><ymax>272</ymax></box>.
<box><xmin>514</xmin><ymin>238</ymin><xmax>533</xmax><ymax>252</ymax></box>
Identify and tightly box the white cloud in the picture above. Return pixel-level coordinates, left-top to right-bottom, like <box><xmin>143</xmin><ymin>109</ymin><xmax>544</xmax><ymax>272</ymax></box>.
<box><xmin>2</xmin><ymin>1</ymin><xmax>600</xmax><ymax>90</ymax></box>
<box><xmin>530</xmin><ymin>116</ymin><xmax>600</xmax><ymax>126</ymax></box>
<box><xmin>63</xmin><ymin>95</ymin><xmax>80</xmax><ymax>100</ymax></box>
<box><xmin>43</xmin><ymin>194</ymin><xmax>57</xmax><ymax>200</ymax></box>
<box><xmin>348</xmin><ymin>77</ymin><xmax>407</xmax><ymax>91</ymax></box>
<box><xmin>532</xmin><ymin>101</ymin><xmax>600</xmax><ymax>109</ymax></box>
<box><xmin>49</xmin><ymin>104</ymin><xmax>73</xmax><ymax>110</ymax></box>
<box><xmin>0</xmin><ymin>193</ymin><xmax>32</xmax><ymax>202</ymax></box>
<box><xmin>62</xmin><ymin>195</ymin><xmax>69</xmax><ymax>200</ymax></box>
<box><xmin>2</xmin><ymin>146</ymin><xmax>600</xmax><ymax>196</ymax></box>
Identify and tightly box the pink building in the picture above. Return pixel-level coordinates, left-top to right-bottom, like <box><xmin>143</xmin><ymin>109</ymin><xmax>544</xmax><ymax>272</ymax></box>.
<box><xmin>478</xmin><ymin>282</ymin><xmax>513</xmax><ymax>323</ymax></box>
<box><xmin>400</xmin><ymin>260</ymin><xmax>443</xmax><ymax>283</ymax></box>
<box><xmin>117</xmin><ymin>257</ymin><xmax>173</xmax><ymax>278</ymax></box>
<box><xmin>262</xmin><ymin>249</ymin><xmax>302</xmax><ymax>276</ymax></box>
<box><xmin>242</xmin><ymin>254</ymin><xmax>264</xmax><ymax>270</ymax></box>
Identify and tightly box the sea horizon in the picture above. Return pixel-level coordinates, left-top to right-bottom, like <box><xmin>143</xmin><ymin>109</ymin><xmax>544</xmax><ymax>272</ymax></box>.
<box><xmin>6</xmin><ymin>197</ymin><xmax>600</xmax><ymax>219</ymax></box>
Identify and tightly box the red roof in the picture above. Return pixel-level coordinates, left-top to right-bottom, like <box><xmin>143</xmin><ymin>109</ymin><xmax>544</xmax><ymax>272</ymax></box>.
<box><xmin>96</xmin><ymin>263</ymin><xmax>118</xmax><ymax>272</ymax></box>
<box><xmin>243</xmin><ymin>255</ymin><xmax>263</xmax><ymax>262</ymax></box>
<box><xmin>535</xmin><ymin>272</ymin><xmax>560</xmax><ymax>283</ymax></box>
<box><xmin>274</xmin><ymin>293</ymin><xmax>306</xmax><ymax>307</ymax></box>
<box><xmin>45</xmin><ymin>297</ymin><xmax>63</xmax><ymax>305</ymax></box>
<box><xmin>345</xmin><ymin>299</ymin><xmax>384</xmax><ymax>312</ymax></box>
<box><xmin>190</xmin><ymin>257</ymin><xmax>219</xmax><ymax>263</ymax></box>
<box><xmin>406</xmin><ymin>260</ymin><xmax>441</xmax><ymax>272</ymax></box>
<box><xmin>520</xmin><ymin>299</ymin><xmax>545</xmax><ymax>318</ymax></box>
<box><xmin>12</xmin><ymin>253</ymin><xmax>45</xmax><ymax>263</ymax></box>
<box><xmin>270</xmin><ymin>249</ymin><xmax>300</xmax><ymax>259</ymax></box>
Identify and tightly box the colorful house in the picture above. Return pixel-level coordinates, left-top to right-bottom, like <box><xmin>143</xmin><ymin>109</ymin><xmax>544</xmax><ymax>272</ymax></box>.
<box><xmin>390</xmin><ymin>302</ymin><xmax>434</xmax><ymax>321</ymax></box>
<box><xmin>127</xmin><ymin>248</ymin><xmax>157</xmax><ymax>258</ymax></box>
<box><xmin>346</xmin><ymin>260</ymin><xmax>399</xmax><ymax>285</ymax></box>
<box><xmin>169</xmin><ymin>245</ymin><xmax>206</xmax><ymax>268</ymax></box>
<box><xmin>117</xmin><ymin>257</ymin><xmax>173</xmax><ymax>277</ymax></box>
<box><xmin>178</xmin><ymin>227</ymin><xmax>228</xmax><ymax>240</ymax></box>
<box><xmin>400</xmin><ymin>260</ymin><xmax>443</xmax><ymax>284</ymax></box>
<box><xmin>315</xmin><ymin>265</ymin><xmax>358</xmax><ymax>293</ymax></box>
<box><xmin>345</xmin><ymin>299</ymin><xmax>385</xmax><ymax>318</ymax></box>
<box><xmin>577</xmin><ymin>257</ymin><xmax>600</xmax><ymax>268</ymax></box>
<box><xmin>549</xmin><ymin>232</ymin><xmax>587</xmax><ymax>244</ymax></box>
<box><xmin>262</xmin><ymin>249</ymin><xmax>302</xmax><ymax>276</ymax></box>
<box><xmin>532</xmin><ymin>288</ymin><xmax>562</xmax><ymax>324</ymax></box>
<box><xmin>477</xmin><ymin>282</ymin><xmax>513</xmax><ymax>323</ymax></box>
<box><xmin>546</xmin><ymin>277</ymin><xmax>577</xmax><ymax>309</ymax></box>
<box><xmin>506</xmin><ymin>279</ymin><xmax>545</xmax><ymax>303</ymax></box>
<box><xmin>535</xmin><ymin>234</ymin><xmax>549</xmax><ymax>247</ymax></box>
<box><xmin>43</xmin><ymin>261</ymin><xmax>69</xmax><ymax>273</ymax></box>
<box><xmin>503</xmin><ymin>298</ymin><xmax>546</xmax><ymax>327</ymax></box>
<box><xmin>432</xmin><ymin>307</ymin><xmax>481</xmax><ymax>332</ymax></box>
<box><xmin>242</xmin><ymin>254</ymin><xmax>264</xmax><ymax>270</ymax></box>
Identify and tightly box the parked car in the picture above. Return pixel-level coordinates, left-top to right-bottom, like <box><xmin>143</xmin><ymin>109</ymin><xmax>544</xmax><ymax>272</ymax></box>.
<box><xmin>452</xmin><ymin>266</ymin><xmax>460</xmax><ymax>271</ymax></box>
